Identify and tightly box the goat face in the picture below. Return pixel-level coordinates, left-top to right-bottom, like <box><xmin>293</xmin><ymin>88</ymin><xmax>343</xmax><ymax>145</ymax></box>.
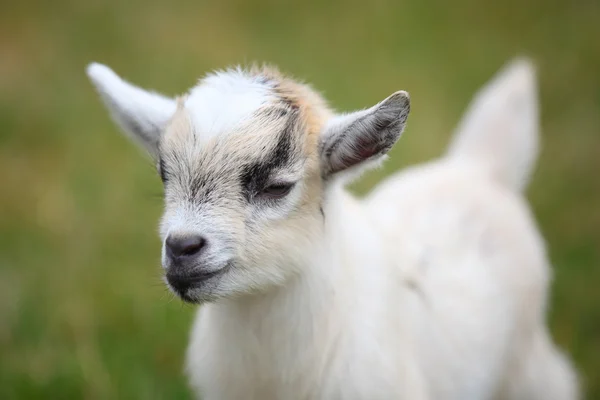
<box><xmin>87</xmin><ymin>64</ymin><xmax>410</xmax><ymax>303</ymax></box>
<box><xmin>157</xmin><ymin>92</ymin><xmax>324</xmax><ymax>303</ymax></box>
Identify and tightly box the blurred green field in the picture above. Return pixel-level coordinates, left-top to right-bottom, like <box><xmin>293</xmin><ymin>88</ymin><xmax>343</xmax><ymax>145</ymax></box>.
<box><xmin>1</xmin><ymin>0</ymin><xmax>599</xmax><ymax>398</ymax></box>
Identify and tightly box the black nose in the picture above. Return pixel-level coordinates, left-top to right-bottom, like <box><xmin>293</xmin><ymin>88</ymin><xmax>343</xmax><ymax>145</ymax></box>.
<box><xmin>166</xmin><ymin>235</ymin><xmax>206</xmax><ymax>259</ymax></box>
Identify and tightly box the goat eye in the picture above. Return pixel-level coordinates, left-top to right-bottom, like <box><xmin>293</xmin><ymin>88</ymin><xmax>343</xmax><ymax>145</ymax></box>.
<box><xmin>260</xmin><ymin>183</ymin><xmax>294</xmax><ymax>199</ymax></box>
<box><xmin>158</xmin><ymin>158</ymin><xmax>168</xmax><ymax>183</ymax></box>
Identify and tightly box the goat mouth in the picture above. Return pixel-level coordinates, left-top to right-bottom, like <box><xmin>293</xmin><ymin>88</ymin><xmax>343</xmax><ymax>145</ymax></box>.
<box><xmin>165</xmin><ymin>264</ymin><xmax>231</xmax><ymax>303</ymax></box>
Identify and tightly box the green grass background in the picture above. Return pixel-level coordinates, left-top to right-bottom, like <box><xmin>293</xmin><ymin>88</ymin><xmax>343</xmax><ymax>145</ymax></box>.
<box><xmin>1</xmin><ymin>0</ymin><xmax>598</xmax><ymax>398</ymax></box>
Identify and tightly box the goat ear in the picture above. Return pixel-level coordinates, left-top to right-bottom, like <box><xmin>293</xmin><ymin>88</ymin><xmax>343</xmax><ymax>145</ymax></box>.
<box><xmin>86</xmin><ymin>62</ymin><xmax>177</xmax><ymax>158</ymax></box>
<box><xmin>319</xmin><ymin>91</ymin><xmax>410</xmax><ymax>178</ymax></box>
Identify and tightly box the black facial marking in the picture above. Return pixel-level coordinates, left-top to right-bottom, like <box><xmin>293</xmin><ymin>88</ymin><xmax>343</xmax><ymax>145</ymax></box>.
<box><xmin>189</xmin><ymin>173</ymin><xmax>215</xmax><ymax>201</ymax></box>
<box><xmin>241</xmin><ymin>111</ymin><xmax>299</xmax><ymax>200</ymax></box>
<box><xmin>263</xmin><ymin>105</ymin><xmax>291</xmax><ymax>119</ymax></box>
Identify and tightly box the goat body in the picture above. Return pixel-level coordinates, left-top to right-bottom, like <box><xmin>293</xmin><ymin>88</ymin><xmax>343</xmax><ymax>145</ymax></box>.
<box><xmin>88</xmin><ymin>58</ymin><xmax>579</xmax><ymax>399</ymax></box>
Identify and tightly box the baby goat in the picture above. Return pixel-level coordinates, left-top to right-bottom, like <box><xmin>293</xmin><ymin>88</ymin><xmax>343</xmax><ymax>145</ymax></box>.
<box><xmin>87</xmin><ymin>59</ymin><xmax>579</xmax><ymax>399</ymax></box>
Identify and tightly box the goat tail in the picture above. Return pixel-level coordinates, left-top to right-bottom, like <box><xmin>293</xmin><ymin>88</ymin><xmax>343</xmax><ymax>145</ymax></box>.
<box><xmin>445</xmin><ymin>58</ymin><xmax>540</xmax><ymax>192</ymax></box>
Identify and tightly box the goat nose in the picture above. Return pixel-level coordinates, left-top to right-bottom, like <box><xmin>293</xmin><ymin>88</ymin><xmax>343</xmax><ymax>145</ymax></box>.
<box><xmin>166</xmin><ymin>235</ymin><xmax>206</xmax><ymax>259</ymax></box>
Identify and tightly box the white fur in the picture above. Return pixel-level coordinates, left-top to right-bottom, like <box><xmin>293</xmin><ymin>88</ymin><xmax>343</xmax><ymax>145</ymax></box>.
<box><xmin>185</xmin><ymin>59</ymin><xmax>578</xmax><ymax>399</ymax></box>
<box><xmin>86</xmin><ymin>63</ymin><xmax>176</xmax><ymax>156</ymax></box>
<box><xmin>88</xmin><ymin>58</ymin><xmax>579</xmax><ymax>399</ymax></box>
<box><xmin>445</xmin><ymin>58</ymin><xmax>539</xmax><ymax>191</ymax></box>
<box><xmin>185</xmin><ymin>69</ymin><xmax>277</xmax><ymax>141</ymax></box>
<box><xmin>87</xmin><ymin>64</ymin><xmax>277</xmax><ymax>152</ymax></box>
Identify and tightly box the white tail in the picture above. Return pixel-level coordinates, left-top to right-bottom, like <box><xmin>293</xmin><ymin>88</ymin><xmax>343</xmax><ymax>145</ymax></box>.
<box><xmin>446</xmin><ymin>58</ymin><xmax>539</xmax><ymax>191</ymax></box>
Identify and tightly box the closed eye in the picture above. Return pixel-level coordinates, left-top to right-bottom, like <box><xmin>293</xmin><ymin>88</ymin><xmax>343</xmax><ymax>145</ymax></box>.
<box><xmin>158</xmin><ymin>158</ymin><xmax>168</xmax><ymax>183</ymax></box>
<box><xmin>258</xmin><ymin>182</ymin><xmax>295</xmax><ymax>200</ymax></box>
